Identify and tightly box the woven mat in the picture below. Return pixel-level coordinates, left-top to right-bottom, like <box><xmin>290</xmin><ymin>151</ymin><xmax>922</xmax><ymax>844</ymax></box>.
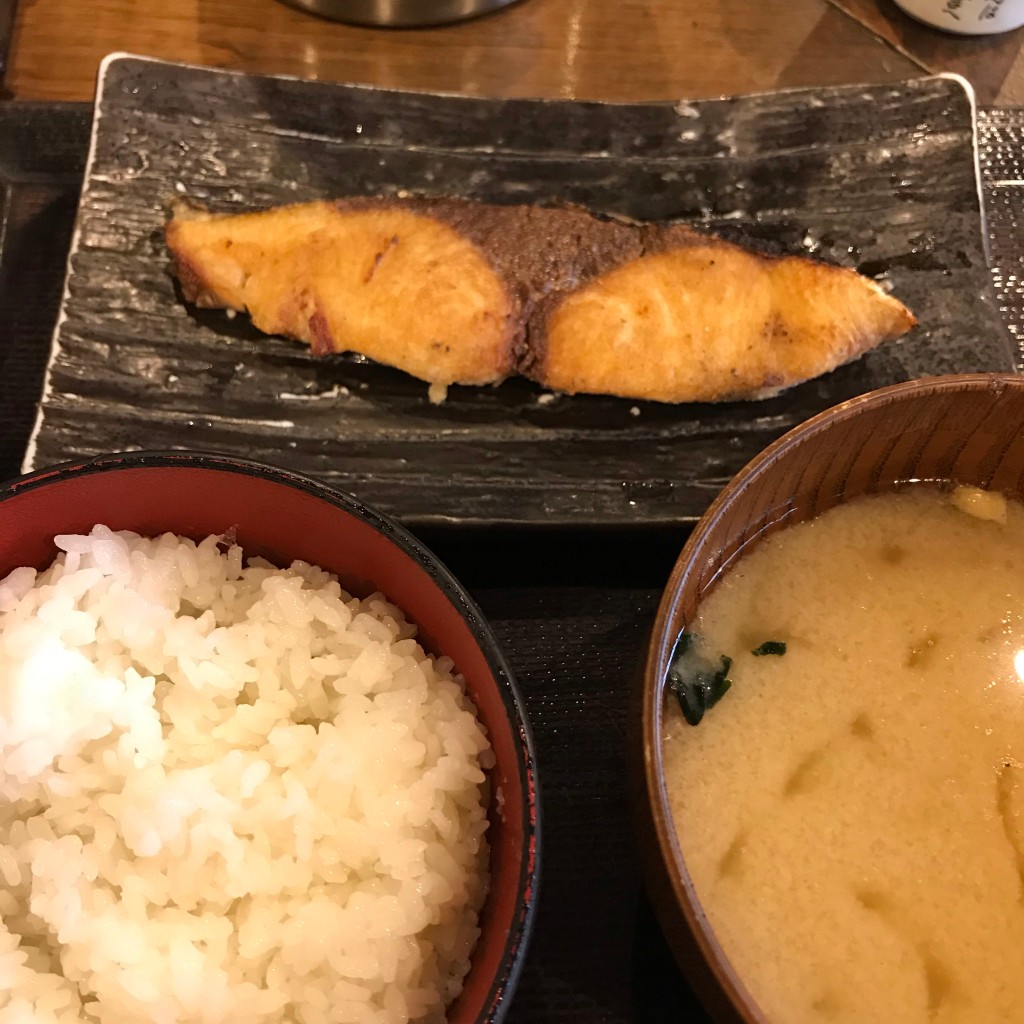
<box><xmin>979</xmin><ymin>108</ymin><xmax>1024</xmax><ymax>369</ymax></box>
<box><xmin>0</xmin><ymin>102</ymin><xmax>1023</xmax><ymax>1024</ymax></box>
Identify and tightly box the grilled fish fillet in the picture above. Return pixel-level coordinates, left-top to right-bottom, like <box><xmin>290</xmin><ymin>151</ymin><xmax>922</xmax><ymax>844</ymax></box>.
<box><xmin>165</xmin><ymin>198</ymin><xmax>916</xmax><ymax>402</ymax></box>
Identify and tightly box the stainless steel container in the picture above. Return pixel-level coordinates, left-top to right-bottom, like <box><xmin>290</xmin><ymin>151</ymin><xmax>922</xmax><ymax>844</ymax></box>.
<box><xmin>278</xmin><ymin>0</ymin><xmax>524</xmax><ymax>27</ymax></box>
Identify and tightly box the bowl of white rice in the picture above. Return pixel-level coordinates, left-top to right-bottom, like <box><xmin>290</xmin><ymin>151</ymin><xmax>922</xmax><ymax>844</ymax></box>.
<box><xmin>0</xmin><ymin>450</ymin><xmax>539</xmax><ymax>1024</ymax></box>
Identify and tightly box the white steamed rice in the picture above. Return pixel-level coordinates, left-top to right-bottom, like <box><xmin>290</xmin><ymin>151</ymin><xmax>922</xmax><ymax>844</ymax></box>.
<box><xmin>0</xmin><ymin>525</ymin><xmax>493</xmax><ymax>1024</ymax></box>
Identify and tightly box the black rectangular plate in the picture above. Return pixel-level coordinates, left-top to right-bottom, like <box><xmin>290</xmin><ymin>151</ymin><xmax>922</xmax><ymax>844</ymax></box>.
<box><xmin>25</xmin><ymin>57</ymin><xmax>1013</xmax><ymax>527</ymax></box>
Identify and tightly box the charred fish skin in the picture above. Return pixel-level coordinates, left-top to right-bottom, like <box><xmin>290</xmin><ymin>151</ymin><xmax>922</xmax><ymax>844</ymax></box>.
<box><xmin>165</xmin><ymin>197</ymin><xmax>917</xmax><ymax>402</ymax></box>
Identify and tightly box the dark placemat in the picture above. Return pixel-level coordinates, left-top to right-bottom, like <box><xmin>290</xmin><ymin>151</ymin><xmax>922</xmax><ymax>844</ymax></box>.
<box><xmin>477</xmin><ymin>586</ymin><xmax>696</xmax><ymax>1024</ymax></box>
<box><xmin>978</xmin><ymin>107</ymin><xmax>1024</xmax><ymax>368</ymax></box>
<box><xmin>2</xmin><ymin>95</ymin><xmax>1024</xmax><ymax>1024</ymax></box>
<box><xmin>22</xmin><ymin>58</ymin><xmax>1013</xmax><ymax>527</ymax></box>
<box><xmin>0</xmin><ymin>102</ymin><xmax>90</xmax><ymax>484</ymax></box>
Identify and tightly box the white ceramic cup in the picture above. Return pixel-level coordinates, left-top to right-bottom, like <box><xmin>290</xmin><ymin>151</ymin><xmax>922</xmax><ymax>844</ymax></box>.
<box><xmin>892</xmin><ymin>0</ymin><xmax>1024</xmax><ymax>34</ymax></box>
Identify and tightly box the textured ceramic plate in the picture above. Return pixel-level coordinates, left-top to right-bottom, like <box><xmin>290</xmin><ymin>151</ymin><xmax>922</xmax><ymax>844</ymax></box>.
<box><xmin>25</xmin><ymin>56</ymin><xmax>1013</xmax><ymax>527</ymax></box>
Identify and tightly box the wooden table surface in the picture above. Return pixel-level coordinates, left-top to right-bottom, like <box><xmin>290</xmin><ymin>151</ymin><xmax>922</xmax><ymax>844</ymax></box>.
<box><xmin>5</xmin><ymin>0</ymin><xmax>1024</xmax><ymax>108</ymax></box>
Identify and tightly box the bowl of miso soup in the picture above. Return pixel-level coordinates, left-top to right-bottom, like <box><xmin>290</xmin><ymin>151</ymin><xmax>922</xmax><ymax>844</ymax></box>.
<box><xmin>638</xmin><ymin>373</ymin><xmax>1024</xmax><ymax>1024</ymax></box>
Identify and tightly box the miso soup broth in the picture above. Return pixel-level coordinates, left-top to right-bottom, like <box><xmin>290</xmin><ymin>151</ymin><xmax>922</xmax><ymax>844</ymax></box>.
<box><xmin>662</xmin><ymin>485</ymin><xmax>1024</xmax><ymax>1024</ymax></box>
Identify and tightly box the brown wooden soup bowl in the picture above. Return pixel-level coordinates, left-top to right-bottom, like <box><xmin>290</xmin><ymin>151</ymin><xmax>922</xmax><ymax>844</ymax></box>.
<box><xmin>637</xmin><ymin>373</ymin><xmax>1024</xmax><ymax>1023</ymax></box>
